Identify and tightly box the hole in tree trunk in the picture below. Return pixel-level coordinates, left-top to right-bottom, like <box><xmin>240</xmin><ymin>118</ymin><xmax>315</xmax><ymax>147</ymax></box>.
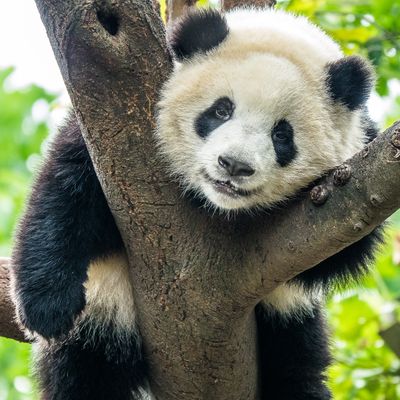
<box><xmin>97</xmin><ymin>9</ymin><xmax>119</xmax><ymax>35</ymax></box>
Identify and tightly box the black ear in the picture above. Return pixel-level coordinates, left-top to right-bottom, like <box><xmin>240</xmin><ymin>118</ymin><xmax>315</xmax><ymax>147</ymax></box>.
<box><xmin>326</xmin><ymin>56</ymin><xmax>375</xmax><ymax>110</ymax></box>
<box><xmin>169</xmin><ymin>9</ymin><xmax>229</xmax><ymax>61</ymax></box>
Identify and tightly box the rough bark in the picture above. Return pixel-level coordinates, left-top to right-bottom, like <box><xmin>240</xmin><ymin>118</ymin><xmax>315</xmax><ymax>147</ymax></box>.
<box><xmin>0</xmin><ymin>0</ymin><xmax>399</xmax><ymax>399</ymax></box>
<box><xmin>222</xmin><ymin>0</ymin><xmax>276</xmax><ymax>11</ymax></box>
<box><xmin>152</xmin><ymin>0</ymin><xmax>161</xmax><ymax>15</ymax></box>
<box><xmin>0</xmin><ymin>258</ymin><xmax>26</xmax><ymax>342</ymax></box>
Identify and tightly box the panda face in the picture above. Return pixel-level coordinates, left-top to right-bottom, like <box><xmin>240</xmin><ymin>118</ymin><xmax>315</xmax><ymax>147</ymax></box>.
<box><xmin>158</xmin><ymin>54</ymin><xmax>341</xmax><ymax>211</ymax></box>
<box><xmin>156</xmin><ymin>9</ymin><xmax>373</xmax><ymax>212</ymax></box>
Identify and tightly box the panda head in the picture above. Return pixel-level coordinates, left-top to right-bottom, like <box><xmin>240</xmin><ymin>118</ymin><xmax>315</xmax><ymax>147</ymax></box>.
<box><xmin>156</xmin><ymin>8</ymin><xmax>375</xmax><ymax>213</ymax></box>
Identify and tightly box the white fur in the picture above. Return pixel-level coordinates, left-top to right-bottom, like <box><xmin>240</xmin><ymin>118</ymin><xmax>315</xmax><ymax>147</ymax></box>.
<box><xmin>262</xmin><ymin>283</ymin><xmax>322</xmax><ymax>320</ymax></box>
<box><xmin>10</xmin><ymin>253</ymin><xmax>137</xmax><ymax>342</ymax></box>
<box><xmin>139</xmin><ymin>388</ymin><xmax>156</xmax><ymax>400</ymax></box>
<box><xmin>80</xmin><ymin>252</ymin><xmax>137</xmax><ymax>335</ymax></box>
<box><xmin>156</xmin><ymin>8</ymin><xmax>367</xmax><ymax>213</ymax></box>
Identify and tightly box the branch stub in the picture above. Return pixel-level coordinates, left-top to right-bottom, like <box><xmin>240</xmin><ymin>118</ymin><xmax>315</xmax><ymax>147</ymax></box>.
<box><xmin>333</xmin><ymin>164</ymin><xmax>352</xmax><ymax>186</ymax></box>
<box><xmin>310</xmin><ymin>185</ymin><xmax>330</xmax><ymax>205</ymax></box>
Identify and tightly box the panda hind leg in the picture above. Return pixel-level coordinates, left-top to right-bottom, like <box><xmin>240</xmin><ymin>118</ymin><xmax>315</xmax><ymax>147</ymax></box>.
<box><xmin>35</xmin><ymin>321</ymin><xmax>147</xmax><ymax>400</ymax></box>
<box><xmin>256</xmin><ymin>302</ymin><xmax>332</xmax><ymax>400</ymax></box>
<box><xmin>35</xmin><ymin>254</ymin><xmax>148</xmax><ymax>400</ymax></box>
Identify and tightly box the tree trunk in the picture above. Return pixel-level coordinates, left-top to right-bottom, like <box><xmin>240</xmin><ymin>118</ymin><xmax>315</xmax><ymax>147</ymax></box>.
<box><xmin>0</xmin><ymin>1</ymin><xmax>399</xmax><ymax>399</ymax></box>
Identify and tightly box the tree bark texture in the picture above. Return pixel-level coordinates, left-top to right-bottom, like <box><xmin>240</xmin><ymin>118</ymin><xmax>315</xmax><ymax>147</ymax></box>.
<box><xmin>0</xmin><ymin>258</ymin><xmax>26</xmax><ymax>342</ymax></box>
<box><xmin>0</xmin><ymin>0</ymin><xmax>399</xmax><ymax>399</ymax></box>
<box><xmin>152</xmin><ymin>0</ymin><xmax>161</xmax><ymax>15</ymax></box>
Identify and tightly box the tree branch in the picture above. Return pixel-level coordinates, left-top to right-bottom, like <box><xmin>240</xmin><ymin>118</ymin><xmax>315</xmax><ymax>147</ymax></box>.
<box><xmin>0</xmin><ymin>258</ymin><xmax>27</xmax><ymax>342</ymax></box>
<box><xmin>240</xmin><ymin>122</ymin><xmax>400</xmax><ymax>297</ymax></box>
<box><xmin>0</xmin><ymin>0</ymin><xmax>399</xmax><ymax>399</ymax></box>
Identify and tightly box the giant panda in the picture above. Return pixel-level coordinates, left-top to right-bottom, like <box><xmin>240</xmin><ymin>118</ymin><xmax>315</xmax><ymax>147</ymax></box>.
<box><xmin>11</xmin><ymin>7</ymin><xmax>382</xmax><ymax>400</ymax></box>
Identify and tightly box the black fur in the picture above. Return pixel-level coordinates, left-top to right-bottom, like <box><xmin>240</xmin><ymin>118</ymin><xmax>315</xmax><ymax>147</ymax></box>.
<box><xmin>326</xmin><ymin>56</ymin><xmax>374</xmax><ymax>110</ymax></box>
<box><xmin>294</xmin><ymin>227</ymin><xmax>384</xmax><ymax>291</ymax></box>
<box><xmin>169</xmin><ymin>9</ymin><xmax>229</xmax><ymax>60</ymax></box>
<box><xmin>271</xmin><ymin>119</ymin><xmax>297</xmax><ymax>167</ymax></box>
<box><xmin>195</xmin><ymin>96</ymin><xmax>234</xmax><ymax>138</ymax></box>
<box><xmin>12</xmin><ymin>115</ymin><xmax>145</xmax><ymax>399</ymax></box>
<box><xmin>36</xmin><ymin>323</ymin><xmax>147</xmax><ymax>400</ymax></box>
<box><xmin>256</xmin><ymin>305</ymin><xmax>332</xmax><ymax>400</ymax></box>
<box><xmin>361</xmin><ymin>108</ymin><xmax>379</xmax><ymax>144</ymax></box>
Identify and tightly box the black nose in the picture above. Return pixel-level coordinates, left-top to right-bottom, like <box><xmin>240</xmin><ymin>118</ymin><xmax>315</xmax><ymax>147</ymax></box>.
<box><xmin>218</xmin><ymin>156</ymin><xmax>255</xmax><ymax>177</ymax></box>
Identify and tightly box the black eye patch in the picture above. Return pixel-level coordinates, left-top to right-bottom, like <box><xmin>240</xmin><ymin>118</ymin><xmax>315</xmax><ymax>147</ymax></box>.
<box><xmin>195</xmin><ymin>97</ymin><xmax>234</xmax><ymax>138</ymax></box>
<box><xmin>271</xmin><ymin>119</ymin><xmax>297</xmax><ymax>167</ymax></box>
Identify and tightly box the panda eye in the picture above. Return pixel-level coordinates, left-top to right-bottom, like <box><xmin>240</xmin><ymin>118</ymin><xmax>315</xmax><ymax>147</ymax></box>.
<box><xmin>273</xmin><ymin>131</ymin><xmax>289</xmax><ymax>142</ymax></box>
<box><xmin>272</xmin><ymin>120</ymin><xmax>292</xmax><ymax>142</ymax></box>
<box><xmin>195</xmin><ymin>97</ymin><xmax>235</xmax><ymax>138</ymax></box>
<box><xmin>215</xmin><ymin>107</ymin><xmax>231</xmax><ymax>120</ymax></box>
<box><xmin>214</xmin><ymin>98</ymin><xmax>234</xmax><ymax>121</ymax></box>
<box><xmin>271</xmin><ymin>119</ymin><xmax>297</xmax><ymax>167</ymax></box>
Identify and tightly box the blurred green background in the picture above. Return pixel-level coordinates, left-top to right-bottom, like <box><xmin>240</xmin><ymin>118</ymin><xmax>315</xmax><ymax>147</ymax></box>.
<box><xmin>0</xmin><ymin>0</ymin><xmax>399</xmax><ymax>399</ymax></box>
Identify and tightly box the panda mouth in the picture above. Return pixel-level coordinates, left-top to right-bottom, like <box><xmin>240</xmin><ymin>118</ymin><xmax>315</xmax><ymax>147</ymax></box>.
<box><xmin>204</xmin><ymin>173</ymin><xmax>252</xmax><ymax>197</ymax></box>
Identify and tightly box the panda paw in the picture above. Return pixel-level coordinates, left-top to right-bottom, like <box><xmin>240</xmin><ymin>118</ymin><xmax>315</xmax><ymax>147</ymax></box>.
<box><xmin>16</xmin><ymin>282</ymin><xmax>86</xmax><ymax>339</ymax></box>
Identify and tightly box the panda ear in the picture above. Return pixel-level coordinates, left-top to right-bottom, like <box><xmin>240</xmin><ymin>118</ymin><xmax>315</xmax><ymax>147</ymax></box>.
<box><xmin>326</xmin><ymin>56</ymin><xmax>375</xmax><ymax>110</ymax></box>
<box><xmin>169</xmin><ymin>9</ymin><xmax>229</xmax><ymax>61</ymax></box>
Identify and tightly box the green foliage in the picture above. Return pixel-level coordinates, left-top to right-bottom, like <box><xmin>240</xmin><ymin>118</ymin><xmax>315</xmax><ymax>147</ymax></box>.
<box><xmin>328</xmin><ymin>229</ymin><xmax>400</xmax><ymax>399</ymax></box>
<box><xmin>0</xmin><ymin>67</ymin><xmax>56</xmax><ymax>256</ymax></box>
<box><xmin>279</xmin><ymin>0</ymin><xmax>400</xmax><ymax>99</ymax></box>
<box><xmin>0</xmin><ymin>67</ymin><xmax>57</xmax><ymax>400</ymax></box>
<box><xmin>0</xmin><ymin>1</ymin><xmax>399</xmax><ymax>399</ymax></box>
<box><xmin>277</xmin><ymin>0</ymin><xmax>400</xmax><ymax>129</ymax></box>
<box><xmin>0</xmin><ymin>339</ymin><xmax>35</xmax><ymax>400</ymax></box>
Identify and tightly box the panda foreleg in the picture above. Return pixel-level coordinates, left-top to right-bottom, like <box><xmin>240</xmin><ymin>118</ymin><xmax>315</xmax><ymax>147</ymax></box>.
<box><xmin>35</xmin><ymin>254</ymin><xmax>147</xmax><ymax>399</ymax></box>
<box><xmin>10</xmin><ymin>117</ymin><xmax>147</xmax><ymax>398</ymax></box>
<box><xmin>11</xmin><ymin>117</ymin><xmax>124</xmax><ymax>339</ymax></box>
<box><xmin>257</xmin><ymin>287</ymin><xmax>332</xmax><ymax>400</ymax></box>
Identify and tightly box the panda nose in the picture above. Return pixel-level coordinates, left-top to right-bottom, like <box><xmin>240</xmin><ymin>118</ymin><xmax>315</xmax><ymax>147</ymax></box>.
<box><xmin>218</xmin><ymin>156</ymin><xmax>255</xmax><ymax>177</ymax></box>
